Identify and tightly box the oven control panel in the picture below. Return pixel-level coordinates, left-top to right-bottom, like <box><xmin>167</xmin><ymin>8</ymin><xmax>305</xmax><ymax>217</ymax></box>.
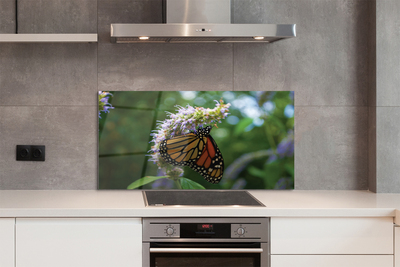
<box><xmin>143</xmin><ymin>218</ymin><xmax>269</xmax><ymax>241</ymax></box>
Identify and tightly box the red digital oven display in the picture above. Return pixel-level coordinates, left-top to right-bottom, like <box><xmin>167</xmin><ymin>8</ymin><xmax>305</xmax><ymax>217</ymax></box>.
<box><xmin>198</xmin><ymin>224</ymin><xmax>214</xmax><ymax>231</ymax></box>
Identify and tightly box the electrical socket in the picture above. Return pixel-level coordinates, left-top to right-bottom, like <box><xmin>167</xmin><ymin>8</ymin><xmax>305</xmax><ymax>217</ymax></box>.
<box><xmin>16</xmin><ymin>145</ymin><xmax>45</xmax><ymax>161</ymax></box>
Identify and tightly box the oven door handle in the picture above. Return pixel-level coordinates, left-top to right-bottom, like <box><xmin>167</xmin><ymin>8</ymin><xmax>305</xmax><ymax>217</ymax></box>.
<box><xmin>149</xmin><ymin>248</ymin><xmax>263</xmax><ymax>253</ymax></box>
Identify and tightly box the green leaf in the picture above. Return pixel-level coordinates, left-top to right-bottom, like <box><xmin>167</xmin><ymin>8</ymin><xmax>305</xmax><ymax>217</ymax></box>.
<box><xmin>127</xmin><ymin>176</ymin><xmax>168</xmax><ymax>189</ymax></box>
<box><xmin>247</xmin><ymin>166</ymin><xmax>267</xmax><ymax>179</ymax></box>
<box><xmin>179</xmin><ymin>178</ymin><xmax>206</xmax><ymax>189</ymax></box>
<box><xmin>234</xmin><ymin>118</ymin><xmax>253</xmax><ymax>136</ymax></box>
<box><xmin>268</xmin><ymin>115</ymin><xmax>286</xmax><ymax>133</ymax></box>
<box><xmin>284</xmin><ymin>162</ymin><xmax>295</xmax><ymax>177</ymax></box>
<box><xmin>263</xmin><ymin>161</ymin><xmax>285</xmax><ymax>189</ymax></box>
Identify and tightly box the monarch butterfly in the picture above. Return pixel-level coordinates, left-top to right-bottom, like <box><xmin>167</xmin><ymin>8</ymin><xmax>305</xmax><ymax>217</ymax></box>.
<box><xmin>159</xmin><ymin>126</ymin><xmax>224</xmax><ymax>184</ymax></box>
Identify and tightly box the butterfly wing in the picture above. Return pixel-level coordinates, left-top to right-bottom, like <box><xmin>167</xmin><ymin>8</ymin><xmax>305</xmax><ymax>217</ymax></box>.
<box><xmin>189</xmin><ymin>134</ymin><xmax>224</xmax><ymax>184</ymax></box>
<box><xmin>159</xmin><ymin>126</ymin><xmax>224</xmax><ymax>184</ymax></box>
<box><xmin>159</xmin><ymin>133</ymin><xmax>206</xmax><ymax>167</ymax></box>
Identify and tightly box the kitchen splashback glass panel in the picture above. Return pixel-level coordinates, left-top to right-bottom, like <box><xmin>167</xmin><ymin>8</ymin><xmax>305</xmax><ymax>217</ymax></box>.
<box><xmin>98</xmin><ymin>91</ymin><xmax>294</xmax><ymax>190</ymax></box>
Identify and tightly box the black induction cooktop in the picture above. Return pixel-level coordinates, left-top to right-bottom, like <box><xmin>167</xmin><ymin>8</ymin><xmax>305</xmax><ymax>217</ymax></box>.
<box><xmin>143</xmin><ymin>190</ymin><xmax>264</xmax><ymax>206</ymax></box>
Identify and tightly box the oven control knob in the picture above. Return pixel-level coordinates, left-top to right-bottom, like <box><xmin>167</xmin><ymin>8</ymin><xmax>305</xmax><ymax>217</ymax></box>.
<box><xmin>237</xmin><ymin>227</ymin><xmax>245</xmax><ymax>236</ymax></box>
<box><xmin>166</xmin><ymin>227</ymin><xmax>175</xmax><ymax>236</ymax></box>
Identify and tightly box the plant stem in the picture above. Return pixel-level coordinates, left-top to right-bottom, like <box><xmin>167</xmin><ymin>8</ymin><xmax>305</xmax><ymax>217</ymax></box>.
<box><xmin>174</xmin><ymin>178</ymin><xmax>182</xmax><ymax>189</ymax></box>
<box><xmin>265</xmin><ymin>123</ymin><xmax>276</xmax><ymax>150</ymax></box>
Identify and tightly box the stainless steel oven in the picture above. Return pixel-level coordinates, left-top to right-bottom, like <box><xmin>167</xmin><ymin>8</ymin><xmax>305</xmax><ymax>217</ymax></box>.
<box><xmin>142</xmin><ymin>217</ymin><xmax>269</xmax><ymax>267</ymax></box>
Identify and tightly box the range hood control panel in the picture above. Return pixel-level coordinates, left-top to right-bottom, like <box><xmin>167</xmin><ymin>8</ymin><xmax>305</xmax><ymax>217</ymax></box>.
<box><xmin>196</xmin><ymin>28</ymin><xmax>212</xmax><ymax>32</ymax></box>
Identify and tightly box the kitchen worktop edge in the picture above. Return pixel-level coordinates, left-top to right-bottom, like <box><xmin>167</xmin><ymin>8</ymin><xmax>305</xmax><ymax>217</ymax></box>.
<box><xmin>0</xmin><ymin>190</ymin><xmax>399</xmax><ymax>219</ymax></box>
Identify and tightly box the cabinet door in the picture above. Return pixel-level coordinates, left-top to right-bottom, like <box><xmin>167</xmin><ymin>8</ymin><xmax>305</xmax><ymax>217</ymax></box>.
<box><xmin>271</xmin><ymin>217</ymin><xmax>393</xmax><ymax>254</ymax></box>
<box><xmin>396</xmin><ymin>226</ymin><xmax>400</xmax><ymax>267</ymax></box>
<box><xmin>16</xmin><ymin>218</ymin><xmax>141</xmax><ymax>267</ymax></box>
<box><xmin>271</xmin><ymin>255</ymin><xmax>393</xmax><ymax>267</ymax></box>
<box><xmin>0</xmin><ymin>218</ymin><xmax>15</xmax><ymax>267</ymax></box>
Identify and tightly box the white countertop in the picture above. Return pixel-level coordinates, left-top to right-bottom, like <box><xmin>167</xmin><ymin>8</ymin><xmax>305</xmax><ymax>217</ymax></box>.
<box><xmin>0</xmin><ymin>190</ymin><xmax>399</xmax><ymax>224</ymax></box>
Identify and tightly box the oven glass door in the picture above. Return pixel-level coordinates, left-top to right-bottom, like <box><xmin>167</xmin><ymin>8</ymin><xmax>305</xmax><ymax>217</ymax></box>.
<box><xmin>149</xmin><ymin>242</ymin><xmax>263</xmax><ymax>267</ymax></box>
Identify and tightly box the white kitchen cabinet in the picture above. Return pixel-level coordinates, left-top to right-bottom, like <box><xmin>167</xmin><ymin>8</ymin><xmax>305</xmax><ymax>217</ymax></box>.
<box><xmin>271</xmin><ymin>255</ymin><xmax>393</xmax><ymax>267</ymax></box>
<box><xmin>0</xmin><ymin>218</ymin><xmax>15</xmax><ymax>267</ymax></box>
<box><xmin>16</xmin><ymin>218</ymin><xmax>142</xmax><ymax>267</ymax></box>
<box><xmin>270</xmin><ymin>217</ymin><xmax>393</xmax><ymax>254</ymax></box>
<box><xmin>396</xmin><ymin>226</ymin><xmax>400</xmax><ymax>267</ymax></box>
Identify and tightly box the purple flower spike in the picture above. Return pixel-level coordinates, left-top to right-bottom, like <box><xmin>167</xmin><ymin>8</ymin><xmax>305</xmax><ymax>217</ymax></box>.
<box><xmin>98</xmin><ymin>91</ymin><xmax>114</xmax><ymax>119</ymax></box>
<box><xmin>276</xmin><ymin>130</ymin><xmax>294</xmax><ymax>158</ymax></box>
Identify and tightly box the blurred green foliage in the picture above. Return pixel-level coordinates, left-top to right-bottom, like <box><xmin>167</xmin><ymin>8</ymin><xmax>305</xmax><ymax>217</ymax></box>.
<box><xmin>99</xmin><ymin>91</ymin><xmax>294</xmax><ymax>190</ymax></box>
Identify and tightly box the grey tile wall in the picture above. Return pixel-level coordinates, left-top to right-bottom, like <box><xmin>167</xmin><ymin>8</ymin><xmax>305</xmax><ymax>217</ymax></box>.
<box><xmin>376</xmin><ymin>108</ymin><xmax>400</xmax><ymax>193</ymax></box>
<box><xmin>368</xmin><ymin>106</ymin><xmax>377</xmax><ymax>192</ymax></box>
<box><xmin>368</xmin><ymin>0</ymin><xmax>377</xmax><ymax>192</ymax></box>
<box><xmin>376</xmin><ymin>0</ymin><xmax>400</xmax><ymax>106</ymax></box>
<box><xmin>0</xmin><ymin>0</ymin><xmax>387</xmax><ymax>191</ymax></box>
<box><xmin>98</xmin><ymin>0</ymin><xmax>162</xmax><ymax>43</ymax></box>
<box><xmin>295</xmin><ymin>107</ymin><xmax>368</xmax><ymax>190</ymax></box>
<box><xmin>0</xmin><ymin>106</ymin><xmax>97</xmax><ymax>189</ymax></box>
<box><xmin>0</xmin><ymin>43</ymin><xmax>97</xmax><ymax>106</ymax></box>
<box><xmin>0</xmin><ymin>0</ymin><xmax>16</xmax><ymax>33</ymax></box>
<box><xmin>233</xmin><ymin>0</ymin><xmax>373</xmax><ymax>190</ymax></box>
<box><xmin>374</xmin><ymin>0</ymin><xmax>400</xmax><ymax>192</ymax></box>
<box><xmin>17</xmin><ymin>0</ymin><xmax>97</xmax><ymax>33</ymax></box>
<box><xmin>0</xmin><ymin>1</ymin><xmax>98</xmax><ymax>189</ymax></box>
<box><xmin>233</xmin><ymin>0</ymin><xmax>373</xmax><ymax>107</ymax></box>
<box><xmin>98</xmin><ymin>43</ymin><xmax>233</xmax><ymax>92</ymax></box>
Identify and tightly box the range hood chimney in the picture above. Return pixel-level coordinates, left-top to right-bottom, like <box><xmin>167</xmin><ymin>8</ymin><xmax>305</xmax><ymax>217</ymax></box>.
<box><xmin>110</xmin><ymin>0</ymin><xmax>296</xmax><ymax>43</ymax></box>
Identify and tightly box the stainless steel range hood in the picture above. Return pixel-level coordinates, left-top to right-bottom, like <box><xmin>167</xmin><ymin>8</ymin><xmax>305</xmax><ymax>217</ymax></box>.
<box><xmin>110</xmin><ymin>0</ymin><xmax>296</xmax><ymax>44</ymax></box>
